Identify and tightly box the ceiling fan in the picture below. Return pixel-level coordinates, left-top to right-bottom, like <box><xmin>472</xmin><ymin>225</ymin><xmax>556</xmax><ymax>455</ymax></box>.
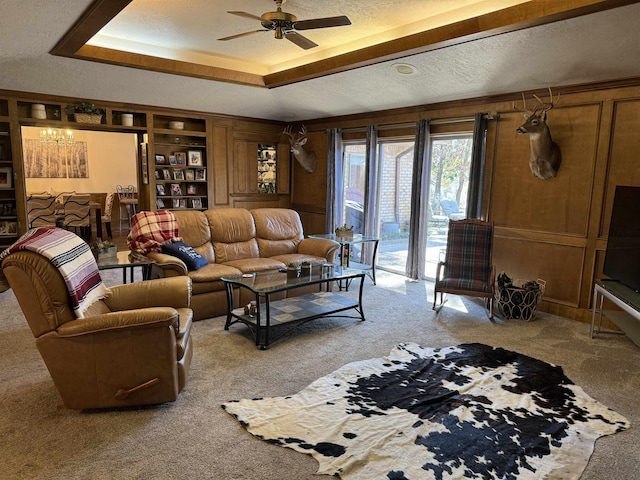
<box><xmin>218</xmin><ymin>0</ymin><xmax>352</xmax><ymax>50</ymax></box>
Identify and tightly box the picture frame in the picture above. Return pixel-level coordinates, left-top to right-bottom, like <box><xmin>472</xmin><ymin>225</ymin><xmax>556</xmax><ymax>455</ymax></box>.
<box><xmin>156</xmin><ymin>198</ymin><xmax>165</xmax><ymax>209</ymax></box>
<box><xmin>173</xmin><ymin>169</ymin><xmax>185</xmax><ymax>181</ymax></box>
<box><xmin>155</xmin><ymin>154</ymin><xmax>166</xmax><ymax>165</ymax></box>
<box><xmin>6</xmin><ymin>221</ymin><xmax>17</xmax><ymax>235</ymax></box>
<box><xmin>169</xmin><ymin>154</ymin><xmax>177</xmax><ymax>165</ymax></box>
<box><xmin>154</xmin><ymin>170</ymin><xmax>161</xmax><ymax>180</ymax></box>
<box><xmin>0</xmin><ymin>167</ymin><xmax>12</xmax><ymax>189</ymax></box>
<box><xmin>156</xmin><ymin>184</ymin><xmax>165</xmax><ymax>196</ymax></box>
<box><xmin>187</xmin><ymin>183</ymin><xmax>197</xmax><ymax>195</ymax></box>
<box><xmin>179</xmin><ymin>199</ymin><xmax>187</xmax><ymax>209</ymax></box>
<box><xmin>185</xmin><ymin>169</ymin><xmax>195</xmax><ymax>181</ymax></box>
<box><xmin>0</xmin><ymin>221</ymin><xmax>6</xmax><ymax>235</ymax></box>
<box><xmin>175</xmin><ymin>152</ymin><xmax>187</xmax><ymax>165</ymax></box>
<box><xmin>173</xmin><ymin>198</ymin><xmax>180</xmax><ymax>208</ymax></box>
<box><xmin>141</xmin><ymin>142</ymin><xmax>149</xmax><ymax>184</ymax></box>
<box><xmin>195</xmin><ymin>168</ymin><xmax>206</xmax><ymax>181</ymax></box>
<box><xmin>1</xmin><ymin>203</ymin><xmax>12</xmax><ymax>215</ymax></box>
<box><xmin>191</xmin><ymin>198</ymin><xmax>202</xmax><ymax>209</ymax></box>
<box><xmin>170</xmin><ymin>183</ymin><xmax>182</xmax><ymax>196</ymax></box>
<box><xmin>163</xmin><ymin>168</ymin><xmax>171</xmax><ymax>180</ymax></box>
<box><xmin>188</xmin><ymin>150</ymin><xmax>203</xmax><ymax>166</ymax></box>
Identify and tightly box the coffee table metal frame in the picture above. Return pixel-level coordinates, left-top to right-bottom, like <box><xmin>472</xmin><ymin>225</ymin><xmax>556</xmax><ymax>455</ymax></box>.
<box><xmin>222</xmin><ymin>266</ymin><xmax>366</xmax><ymax>349</ymax></box>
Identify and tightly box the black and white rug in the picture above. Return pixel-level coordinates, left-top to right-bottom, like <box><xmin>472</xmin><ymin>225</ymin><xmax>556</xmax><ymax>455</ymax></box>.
<box><xmin>222</xmin><ymin>343</ymin><xmax>629</xmax><ymax>480</ymax></box>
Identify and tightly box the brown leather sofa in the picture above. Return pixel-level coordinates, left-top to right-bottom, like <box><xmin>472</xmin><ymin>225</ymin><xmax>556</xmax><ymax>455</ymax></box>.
<box><xmin>2</xmin><ymin>250</ymin><xmax>193</xmax><ymax>410</ymax></box>
<box><xmin>144</xmin><ymin>208</ymin><xmax>340</xmax><ymax>320</ymax></box>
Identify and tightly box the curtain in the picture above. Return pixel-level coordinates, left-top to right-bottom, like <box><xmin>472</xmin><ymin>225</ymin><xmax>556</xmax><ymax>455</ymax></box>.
<box><xmin>362</xmin><ymin>125</ymin><xmax>379</xmax><ymax>264</ymax></box>
<box><xmin>405</xmin><ymin>119</ymin><xmax>431</xmax><ymax>280</ymax></box>
<box><xmin>466</xmin><ymin>113</ymin><xmax>488</xmax><ymax>219</ymax></box>
<box><xmin>326</xmin><ymin>128</ymin><xmax>343</xmax><ymax>232</ymax></box>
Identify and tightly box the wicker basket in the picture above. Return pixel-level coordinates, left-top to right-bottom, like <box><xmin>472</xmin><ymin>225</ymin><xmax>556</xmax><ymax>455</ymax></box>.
<box><xmin>495</xmin><ymin>278</ymin><xmax>546</xmax><ymax>321</ymax></box>
<box><xmin>74</xmin><ymin>113</ymin><xmax>102</xmax><ymax>124</ymax></box>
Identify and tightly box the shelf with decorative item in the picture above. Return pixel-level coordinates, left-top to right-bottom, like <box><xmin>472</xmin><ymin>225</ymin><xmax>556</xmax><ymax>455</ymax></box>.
<box><xmin>64</xmin><ymin>102</ymin><xmax>106</xmax><ymax>124</ymax></box>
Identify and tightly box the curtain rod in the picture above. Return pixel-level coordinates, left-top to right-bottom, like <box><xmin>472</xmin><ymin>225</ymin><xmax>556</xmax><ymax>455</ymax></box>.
<box><xmin>335</xmin><ymin>114</ymin><xmax>494</xmax><ymax>134</ymax></box>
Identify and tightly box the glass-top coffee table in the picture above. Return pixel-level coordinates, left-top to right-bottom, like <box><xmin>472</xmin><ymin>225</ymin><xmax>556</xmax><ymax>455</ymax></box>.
<box><xmin>222</xmin><ymin>265</ymin><xmax>366</xmax><ymax>349</ymax></box>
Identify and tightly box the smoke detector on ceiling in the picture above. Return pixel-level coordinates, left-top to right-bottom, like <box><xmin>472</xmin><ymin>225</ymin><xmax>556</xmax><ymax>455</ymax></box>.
<box><xmin>392</xmin><ymin>63</ymin><xmax>417</xmax><ymax>75</ymax></box>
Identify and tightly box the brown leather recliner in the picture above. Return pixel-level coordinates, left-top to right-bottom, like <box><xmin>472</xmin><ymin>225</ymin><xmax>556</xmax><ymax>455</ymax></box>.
<box><xmin>2</xmin><ymin>250</ymin><xmax>193</xmax><ymax>410</ymax></box>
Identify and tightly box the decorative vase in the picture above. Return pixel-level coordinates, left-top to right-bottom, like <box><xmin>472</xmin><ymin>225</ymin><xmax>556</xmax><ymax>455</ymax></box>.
<box><xmin>31</xmin><ymin>104</ymin><xmax>46</xmax><ymax>119</ymax></box>
<box><xmin>121</xmin><ymin>113</ymin><xmax>133</xmax><ymax>126</ymax></box>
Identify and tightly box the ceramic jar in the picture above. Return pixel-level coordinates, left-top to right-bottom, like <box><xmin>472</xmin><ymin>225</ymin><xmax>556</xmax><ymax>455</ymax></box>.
<box><xmin>31</xmin><ymin>104</ymin><xmax>46</xmax><ymax>119</ymax></box>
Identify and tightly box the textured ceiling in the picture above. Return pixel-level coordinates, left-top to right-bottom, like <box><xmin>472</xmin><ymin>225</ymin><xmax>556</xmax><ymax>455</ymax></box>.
<box><xmin>87</xmin><ymin>0</ymin><xmax>527</xmax><ymax>75</ymax></box>
<box><xmin>1</xmin><ymin>1</ymin><xmax>640</xmax><ymax>121</ymax></box>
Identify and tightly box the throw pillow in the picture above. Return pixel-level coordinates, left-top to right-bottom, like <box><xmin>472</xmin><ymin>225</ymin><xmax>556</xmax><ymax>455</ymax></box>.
<box><xmin>161</xmin><ymin>241</ymin><xmax>208</xmax><ymax>271</ymax></box>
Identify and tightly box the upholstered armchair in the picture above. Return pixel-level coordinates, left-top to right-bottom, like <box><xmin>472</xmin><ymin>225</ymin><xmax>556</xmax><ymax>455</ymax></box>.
<box><xmin>2</xmin><ymin>250</ymin><xmax>193</xmax><ymax>410</ymax></box>
<box><xmin>433</xmin><ymin>219</ymin><xmax>495</xmax><ymax>319</ymax></box>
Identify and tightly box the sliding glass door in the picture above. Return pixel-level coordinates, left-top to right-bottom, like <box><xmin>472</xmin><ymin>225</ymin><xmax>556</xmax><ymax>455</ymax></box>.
<box><xmin>424</xmin><ymin>134</ymin><xmax>473</xmax><ymax>279</ymax></box>
<box><xmin>339</xmin><ymin>131</ymin><xmax>474</xmax><ymax>279</ymax></box>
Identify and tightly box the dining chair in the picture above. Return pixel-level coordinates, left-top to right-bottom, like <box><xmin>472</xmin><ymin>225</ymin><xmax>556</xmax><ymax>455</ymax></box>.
<box><xmin>102</xmin><ymin>192</ymin><xmax>115</xmax><ymax>239</ymax></box>
<box><xmin>62</xmin><ymin>194</ymin><xmax>91</xmax><ymax>242</ymax></box>
<box><xmin>116</xmin><ymin>184</ymin><xmax>138</xmax><ymax>233</ymax></box>
<box><xmin>26</xmin><ymin>194</ymin><xmax>59</xmax><ymax>228</ymax></box>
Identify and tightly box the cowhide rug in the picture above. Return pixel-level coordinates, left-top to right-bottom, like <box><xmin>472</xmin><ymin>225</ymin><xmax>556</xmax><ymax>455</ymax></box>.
<box><xmin>222</xmin><ymin>343</ymin><xmax>629</xmax><ymax>480</ymax></box>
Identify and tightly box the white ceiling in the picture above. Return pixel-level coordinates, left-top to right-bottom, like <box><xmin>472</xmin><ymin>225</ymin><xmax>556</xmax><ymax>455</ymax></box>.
<box><xmin>1</xmin><ymin>1</ymin><xmax>640</xmax><ymax>122</ymax></box>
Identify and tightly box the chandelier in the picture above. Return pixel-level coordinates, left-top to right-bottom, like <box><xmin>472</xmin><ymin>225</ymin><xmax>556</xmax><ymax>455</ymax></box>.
<box><xmin>39</xmin><ymin>128</ymin><xmax>75</xmax><ymax>145</ymax></box>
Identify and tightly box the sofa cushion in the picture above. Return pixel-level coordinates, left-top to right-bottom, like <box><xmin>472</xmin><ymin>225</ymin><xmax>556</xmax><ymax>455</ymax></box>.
<box><xmin>222</xmin><ymin>257</ymin><xmax>286</xmax><ymax>273</ymax></box>
<box><xmin>251</xmin><ymin>208</ymin><xmax>303</xmax><ymax>257</ymax></box>
<box><xmin>173</xmin><ymin>210</ymin><xmax>215</xmax><ymax>263</ymax></box>
<box><xmin>161</xmin><ymin>241</ymin><xmax>208</xmax><ymax>271</ymax></box>
<box><xmin>187</xmin><ymin>262</ymin><xmax>242</xmax><ymax>283</ymax></box>
<box><xmin>206</xmin><ymin>208</ymin><xmax>260</xmax><ymax>262</ymax></box>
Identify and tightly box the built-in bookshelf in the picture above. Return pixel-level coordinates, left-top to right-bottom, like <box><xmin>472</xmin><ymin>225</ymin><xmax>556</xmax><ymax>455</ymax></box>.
<box><xmin>151</xmin><ymin>114</ymin><xmax>208</xmax><ymax>211</ymax></box>
<box><xmin>0</xmin><ymin>99</ymin><xmax>19</xmax><ymax>248</ymax></box>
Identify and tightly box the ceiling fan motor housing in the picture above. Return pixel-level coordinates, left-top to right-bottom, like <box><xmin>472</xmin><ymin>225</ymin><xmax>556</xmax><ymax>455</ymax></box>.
<box><xmin>262</xmin><ymin>11</ymin><xmax>296</xmax><ymax>38</ymax></box>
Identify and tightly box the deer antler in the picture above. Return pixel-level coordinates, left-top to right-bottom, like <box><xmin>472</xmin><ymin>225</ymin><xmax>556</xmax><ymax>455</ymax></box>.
<box><xmin>513</xmin><ymin>92</ymin><xmax>536</xmax><ymax>115</ymax></box>
<box><xmin>532</xmin><ymin>87</ymin><xmax>560</xmax><ymax>113</ymax></box>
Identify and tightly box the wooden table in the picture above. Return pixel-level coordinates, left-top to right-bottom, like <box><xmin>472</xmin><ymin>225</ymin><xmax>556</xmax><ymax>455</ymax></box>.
<box><xmin>89</xmin><ymin>201</ymin><xmax>102</xmax><ymax>240</ymax></box>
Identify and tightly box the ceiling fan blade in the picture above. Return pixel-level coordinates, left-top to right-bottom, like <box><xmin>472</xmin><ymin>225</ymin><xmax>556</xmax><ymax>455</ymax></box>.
<box><xmin>218</xmin><ymin>30</ymin><xmax>265</xmax><ymax>41</ymax></box>
<box><xmin>284</xmin><ymin>31</ymin><xmax>318</xmax><ymax>50</ymax></box>
<box><xmin>227</xmin><ymin>11</ymin><xmax>266</xmax><ymax>23</ymax></box>
<box><xmin>294</xmin><ymin>15</ymin><xmax>351</xmax><ymax>30</ymax></box>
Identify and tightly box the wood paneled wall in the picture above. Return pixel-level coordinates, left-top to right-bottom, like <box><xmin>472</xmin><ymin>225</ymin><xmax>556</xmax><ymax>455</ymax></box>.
<box><xmin>301</xmin><ymin>82</ymin><xmax>640</xmax><ymax>323</ymax></box>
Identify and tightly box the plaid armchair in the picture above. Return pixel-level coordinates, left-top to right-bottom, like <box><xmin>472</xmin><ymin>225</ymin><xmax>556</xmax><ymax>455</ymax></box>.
<box><xmin>433</xmin><ymin>219</ymin><xmax>495</xmax><ymax>319</ymax></box>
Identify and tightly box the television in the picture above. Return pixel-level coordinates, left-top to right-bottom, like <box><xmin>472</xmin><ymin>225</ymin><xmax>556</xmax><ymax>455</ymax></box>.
<box><xmin>602</xmin><ymin>185</ymin><xmax>640</xmax><ymax>292</ymax></box>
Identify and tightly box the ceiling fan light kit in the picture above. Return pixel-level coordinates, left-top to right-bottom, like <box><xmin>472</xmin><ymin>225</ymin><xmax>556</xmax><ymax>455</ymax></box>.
<box><xmin>220</xmin><ymin>0</ymin><xmax>351</xmax><ymax>50</ymax></box>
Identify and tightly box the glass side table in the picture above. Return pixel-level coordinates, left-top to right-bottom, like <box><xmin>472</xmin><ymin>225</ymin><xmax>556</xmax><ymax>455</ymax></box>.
<box><xmin>96</xmin><ymin>251</ymin><xmax>155</xmax><ymax>284</ymax></box>
<box><xmin>308</xmin><ymin>233</ymin><xmax>379</xmax><ymax>285</ymax></box>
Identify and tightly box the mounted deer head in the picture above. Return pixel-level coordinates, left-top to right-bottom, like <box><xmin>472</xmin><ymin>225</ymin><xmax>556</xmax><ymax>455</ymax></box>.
<box><xmin>284</xmin><ymin>124</ymin><xmax>316</xmax><ymax>173</ymax></box>
<box><xmin>514</xmin><ymin>87</ymin><xmax>562</xmax><ymax>180</ymax></box>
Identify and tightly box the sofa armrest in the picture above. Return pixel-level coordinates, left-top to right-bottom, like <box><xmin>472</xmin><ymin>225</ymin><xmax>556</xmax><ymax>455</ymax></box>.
<box><xmin>56</xmin><ymin>308</ymin><xmax>179</xmax><ymax>337</ymax></box>
<box><xmin>146</xmin><ymin>251</ymin><xmax>189</xmax><ymax>277</ymax></box>
<box><xmin>298</xmin><ymin>238</ymin><xmax>340</xmax><ymax>263</ymax></box>
<box><xmin>105</xmin><ymin>276</ymin><xmax>191</xmax><ymax>311</ymax></box>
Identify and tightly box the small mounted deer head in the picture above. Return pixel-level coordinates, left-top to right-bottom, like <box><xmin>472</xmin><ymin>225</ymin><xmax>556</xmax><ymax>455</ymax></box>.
<box><xmin>514</xmin><ymin>87</ymin><xmax>562</xmax><ymax>180</ymax></box>
<box><xmin>284</xmin><ymin>124</ymin><xmax>316</xmax><ymax>173</ymax></box>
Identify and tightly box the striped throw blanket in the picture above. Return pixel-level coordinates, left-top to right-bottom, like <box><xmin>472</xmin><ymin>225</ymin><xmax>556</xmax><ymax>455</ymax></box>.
<box><xmin>128</xmin><ymin>210</ymin><xmax>182</xmax><ymax>255</ymax></box>
<box><xmin>0</xmin><ymin>227</ymin><xmax>110</xmax><ymax>318</ymax></box>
